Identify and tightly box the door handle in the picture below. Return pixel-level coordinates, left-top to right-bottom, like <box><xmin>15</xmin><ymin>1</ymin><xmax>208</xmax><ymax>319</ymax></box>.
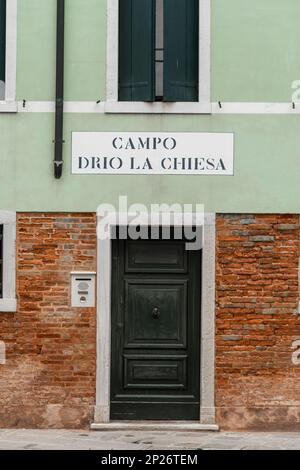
<box><xmin>152</xmin><ymin>307</ymin><xmax>160</xmax><ymax>320</ymax></box>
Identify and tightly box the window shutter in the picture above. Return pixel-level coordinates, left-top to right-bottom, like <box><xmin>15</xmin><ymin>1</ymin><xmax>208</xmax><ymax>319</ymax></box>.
<box><xmin>0</xmin><ymin>0</ymin><xmax>5</xmax><ymax>83</ymax></box>
<box><xmin>119</xmin><ymin>0</ymin><xmax>155</xmax><ymax>101</ymax></box>
<box><xmin>164</xmin><ymin>0</ymin><xmax>199</xmax><ymax>102</ymax></box>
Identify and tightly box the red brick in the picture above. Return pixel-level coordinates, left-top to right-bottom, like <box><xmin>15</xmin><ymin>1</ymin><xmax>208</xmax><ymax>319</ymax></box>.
<box><xmin>216</xmin><ymin>214</ymin><xmax>300</xmax><ymax>430</ymax></box>
<box><xmin>0</xmin><ymin>213</ymin><xmax>96</xmax><ymax>429</ymax></box>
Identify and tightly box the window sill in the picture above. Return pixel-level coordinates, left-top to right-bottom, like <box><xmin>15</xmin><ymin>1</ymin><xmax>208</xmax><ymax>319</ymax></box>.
<box><xmin>104</xmin><ymin>101</ymin><xmax>212</xmax><ymax>114</ymax></box>
<box><xmin>0</xmin><ymin>299</ymin><xmax>17</xmax><ymax>313</ymax></box>
<box><xmin>0</xmin><ymin>101</ymin><xmax>18</xmax><ymax>113</ymax></box>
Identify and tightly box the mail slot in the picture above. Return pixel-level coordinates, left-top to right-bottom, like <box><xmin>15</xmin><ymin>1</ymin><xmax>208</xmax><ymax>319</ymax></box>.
<box><xmin>71</xmin><ymin>272</ymin><xmax>96</xmax><ymax>307</ymax></box>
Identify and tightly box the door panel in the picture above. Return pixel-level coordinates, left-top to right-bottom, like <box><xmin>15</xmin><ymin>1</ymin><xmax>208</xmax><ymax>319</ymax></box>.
<box><xmin>123</xmin><ymin>355</ymin><xmax>187</xmax><ymax>389</ymax></box>
<box><xmin>125</xmin><ymin>280</ymin><xmax>187</xmax><ymax>347</ymax></box>
<box><xmin>111</xmin><ymin>236</ymin><xmax>201</xmax><ymax>420</ymax></box>
<box><xmin>126</xmin><ymin>240</ymin><xmax>188</xmax><ymax>273</ymax></box>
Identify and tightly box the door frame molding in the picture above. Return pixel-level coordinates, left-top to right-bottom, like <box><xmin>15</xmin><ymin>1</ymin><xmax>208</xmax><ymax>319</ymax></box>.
<box><xmin>93</xmin><ymin>213</ymin><xmax>216</xmax><ymax>425</ymax></box>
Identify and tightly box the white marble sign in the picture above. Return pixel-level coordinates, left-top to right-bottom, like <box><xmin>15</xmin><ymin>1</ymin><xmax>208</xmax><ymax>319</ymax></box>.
<box><xmin>72</xmin><ymin>132</ymin><xmax>234</xmax><ymax>176</ymax></box>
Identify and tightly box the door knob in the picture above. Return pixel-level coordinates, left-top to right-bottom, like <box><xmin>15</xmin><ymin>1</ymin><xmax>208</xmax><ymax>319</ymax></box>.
<box><xmin>152</xmin><ymin>307</ymin><xmax>160</xmax><ymax>320</ymax></box>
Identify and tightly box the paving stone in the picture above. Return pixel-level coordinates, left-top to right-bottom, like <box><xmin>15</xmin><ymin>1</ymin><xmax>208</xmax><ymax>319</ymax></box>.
<box><xmin>1</xmin><ymin>430</ymin><xmax>300</xmax><ymax>450</ymax></box>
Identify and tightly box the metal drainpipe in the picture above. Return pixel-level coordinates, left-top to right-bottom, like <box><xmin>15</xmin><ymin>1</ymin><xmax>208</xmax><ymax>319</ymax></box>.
<box><xmin>54</xmin><ymin>0</ymin><xmax>65</xmax><ymax>179</ymax></box>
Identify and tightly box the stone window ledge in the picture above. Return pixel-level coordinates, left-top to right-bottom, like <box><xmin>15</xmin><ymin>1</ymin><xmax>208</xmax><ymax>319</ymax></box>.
<box><xmin>0</xmin><ymin>298</ymin><xmax>17</xmax><ymax>313</ymax></box>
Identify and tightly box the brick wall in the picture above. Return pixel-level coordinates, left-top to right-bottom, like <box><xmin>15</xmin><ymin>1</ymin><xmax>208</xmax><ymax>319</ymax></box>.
<box><xmin>1</xmin><ymin>212</ymin><xmax>300</xmax><ymax>430</ymax></box>
<box><xmin>216</xmin><ymin>214</ymin><xmax>300</xmax><ymax>430</ymax></box>
<box><xmin>0</xmin><ymin>214</ymin><xmax>96</xmax><ymax>428</ymax></box>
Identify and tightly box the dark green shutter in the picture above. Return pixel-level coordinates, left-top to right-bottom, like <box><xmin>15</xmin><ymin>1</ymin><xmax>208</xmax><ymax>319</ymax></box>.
<box><xmin>164</xmin><ymin>0</ymin><xmax>199</xmax><ymax>102</ymax></box>
<box><xmin>0</xmin><ymin>0</ymin><xmax>5</xmax><ymax>83</ymax></box>
<box><xmin>119</xmin><ymin>0</ymin><xmax>155</xmax><ymax>101</ymax></box>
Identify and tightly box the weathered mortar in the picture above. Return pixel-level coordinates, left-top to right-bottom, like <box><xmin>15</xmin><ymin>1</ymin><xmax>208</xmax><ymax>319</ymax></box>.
<box><xmin>0</xmin><ymin>213</ymin><xmax>96</xmax><ymax>429</ymax></box>
<box><xmin>216</xmin><ymin>214</ymin><xmax>300</xmax><ymax>430</ymax></box>
<box><xmin>1</xmin><ymin>212</ymin><xmax>300</xmax><ymax>429</ymax></box>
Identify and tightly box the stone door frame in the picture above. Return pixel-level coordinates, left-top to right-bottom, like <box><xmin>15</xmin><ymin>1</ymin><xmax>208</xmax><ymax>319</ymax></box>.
<box><xmin>93</xmin><ymin>213</ymin><xmax>217</xmax><ymax>427</ymax></box>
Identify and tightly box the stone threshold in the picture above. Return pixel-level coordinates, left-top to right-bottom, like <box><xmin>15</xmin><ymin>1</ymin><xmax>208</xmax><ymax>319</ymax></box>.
<box><xmin>91</xmin><ymin>421</ymin><xmax>219</xmax><ymax>432</ymax></box>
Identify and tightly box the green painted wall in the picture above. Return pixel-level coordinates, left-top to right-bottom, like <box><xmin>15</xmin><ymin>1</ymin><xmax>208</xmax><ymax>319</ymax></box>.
<box><xmin>0</xmin><ymin>113</ymin><xmax>299</xmax><ymax>212</ymax></box>
<box><xmin>16</xmin><ymin>0</ymin><xmax>300</xmax><ymax>102</ymax></box>
<box><xmin>212</xmin><ymin>0</ymin><xmax>300</xmax><ymax>102</ymax></box>
<box><xmin>0</xmin><ymin>0</ymin><xmax>299</xmax><ymax>212</ymax></box>
<box><xmin>17</xmin><ymin>0</ymin><xmax>105</xmax><ymax>101</ymax></box>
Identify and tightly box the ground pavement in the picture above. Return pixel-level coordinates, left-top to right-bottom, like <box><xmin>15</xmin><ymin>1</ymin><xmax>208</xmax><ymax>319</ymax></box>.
<box><xmin>0</xmin><ymin>429</ymin><xmax>300</xmax><ymax>450</ymax></box>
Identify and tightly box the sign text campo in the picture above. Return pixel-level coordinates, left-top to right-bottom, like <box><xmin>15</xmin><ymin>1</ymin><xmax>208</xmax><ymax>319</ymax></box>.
<box><xmin>72</xmin><ymin>132</ymin><xmax>234</xmax><ymax>176</ymax></box>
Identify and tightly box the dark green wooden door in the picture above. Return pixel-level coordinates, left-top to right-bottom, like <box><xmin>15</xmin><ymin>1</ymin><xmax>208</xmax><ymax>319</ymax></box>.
<box><xmin>110</xmin><ymin>234</ymin><xmax>201</xmax><ymax>420</ymax></box>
